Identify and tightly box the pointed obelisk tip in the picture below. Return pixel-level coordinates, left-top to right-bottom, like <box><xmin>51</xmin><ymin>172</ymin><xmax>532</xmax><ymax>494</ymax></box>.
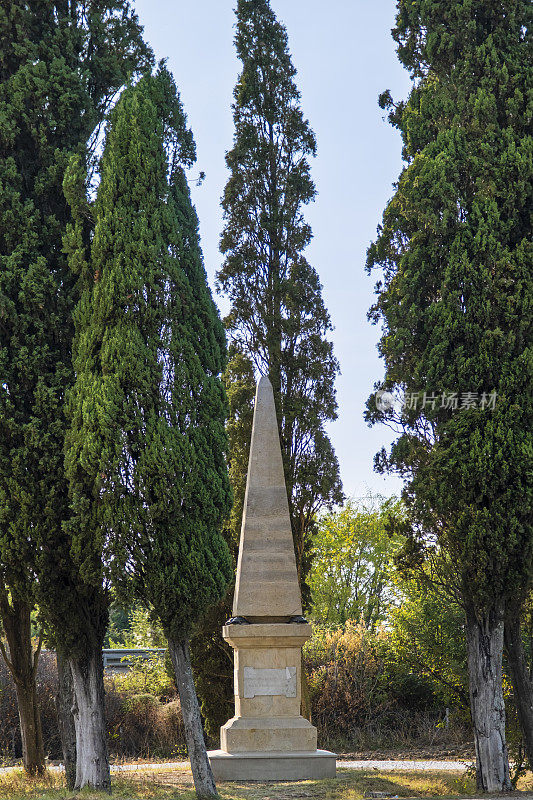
<box><xmin>232</xmin><ymin>371</ymin><xmax>303</xmax><ymax>621</ymax></box>
<box><xmin>257</xmin><ymin>374</ymin><xmax>272</xmax><ymax>389</ymax></box>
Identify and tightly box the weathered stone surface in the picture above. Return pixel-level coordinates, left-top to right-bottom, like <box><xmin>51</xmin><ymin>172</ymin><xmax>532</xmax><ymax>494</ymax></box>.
<box><xmin>222</xmin><ymin>622</ymin><xmax>312</xmax><ymax>649</ymax></box>
<box><xmin>225</xmin><ymin>624</ymin><xmax>309</xmax><ymax>719</ymax></box>
<box><xmin>219</xmin><ymin>624</ymin><xmax>316</xmax><ymax>755</ymax></box>
<box><xmin>209</xmin><ymin>376</ymin><xmax>336</xmax><ymax>781</ymax></box>
<box><xmin>208</xmin><ymin>749</ymin><xmax>337</xmax><ymax>781</ymax></box>
<box><xmin>221</xmin><ymin>713</ymin><xmax>317</xmax><ymax>753</ymax></box>
<box><xmin>233</xmin><ymin>376</ymin><xmax>302</xmax><ymax>621</ymax></box>
<box><xmin>243</xmin><ymin>666</ymin><xmax>297</xmax><ymax>698</ymax></box>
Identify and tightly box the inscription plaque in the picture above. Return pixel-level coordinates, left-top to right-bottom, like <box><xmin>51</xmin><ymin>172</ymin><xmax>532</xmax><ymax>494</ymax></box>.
<box><xmin>243</xmin><ymin>666</ymin><xmax>297</xmax><ymax>698</ymax></box>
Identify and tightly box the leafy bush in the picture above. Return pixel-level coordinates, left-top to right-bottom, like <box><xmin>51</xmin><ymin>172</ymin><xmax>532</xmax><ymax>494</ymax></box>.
<box><xmin>104</xmin><ymin>657</ymin><xmax>184</xmax><ymax>760</ymax></box>
<box><xmin>0</xmin><ymin>621</ymin><xmax>476</xmax><ymax>761</ymax></box>
<box><xmin>106</xmin><ymin>602</ymin><xmax>167</xmax><ymax>649</ymax></box>
<box><xmin>105</xmin><ymin>654</ymin><xmax>175</xmax><ymax>701</ymax></box>
<box><xmin>304</xmin><ymin>621</ymin><xmax>471</xmax><ymax>752</ymax></box>
<box><xmin>309</xmin><ymin>496</ymin><xmax>404</xmax><ymax>627</ymax></box>
<box><xmin>0</xmin><ymin>651</ymin><xmax>184</xmax><ymax>762</ymax></box>
<box><xmin>106</xmin><ymin>693</ymin><xmax>185</xmax><ymax>759</ymax></box>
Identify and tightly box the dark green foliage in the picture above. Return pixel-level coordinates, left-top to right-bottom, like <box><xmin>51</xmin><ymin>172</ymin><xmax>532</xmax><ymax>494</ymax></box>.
<box><xmin>390</xmin><ymin>571</ymin><xmax>469</xmax><ymax>711</ymax></box>
<box><xmin>217</xmin><ymin>0</ymin><xmax>343</xmax><ymax>599</ymax></box>
<box><xmin>0</xmin><ymin>3</ymin><xmax>150</xmax><ymax>770</ymax></box>
<box><xmin>195</xmin><ymin>0</ymin><xmax>344</xmax><ymax>732</ymax></box>
<box><xmin>65</xmin><ymin>65</ymin><xmax>232</xmax><ymax>644</ymax></box>
<box><xmin>0</xmin><ymin>0</ymin><xmax>151</xmax><ymax>594</ymax></box>
<box><xmin>221</xmin><ymin>346</ymin><xmax>256</xmax><ymax>551</ymax></box>
<box><xmin>189</xmin><ymin>599</ymin><xmax>234</xmax><ymax>742</ymax></box>
<box><xmin>190</xmin><ymin>346</ymin><xmax>255</xmax><ymax>738</ymax></box>
<box><xmin>367</xmin><ymin>7</ymin><xmax>531</xmax><ymax>781</ymax></box>
<box><xmin>68</xmin><ymin>71</ymin><xmax>232</xmax><ymax>793</ymax></box>
<box><xmin>189</xmin><ymin>297</ymin><xmax>259</xmax><ymax>753</ymax></box>
<box><xmin>366</xmin><ymin>0</ymin><xmax>532</xmax><ymax>613</ymax></box>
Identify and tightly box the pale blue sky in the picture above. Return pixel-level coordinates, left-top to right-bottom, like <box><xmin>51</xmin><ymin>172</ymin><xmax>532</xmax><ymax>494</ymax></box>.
<box><xmin>134</xmin><ymin>0</ymin><xmax>411</xmax><ymax>501</ymax></box>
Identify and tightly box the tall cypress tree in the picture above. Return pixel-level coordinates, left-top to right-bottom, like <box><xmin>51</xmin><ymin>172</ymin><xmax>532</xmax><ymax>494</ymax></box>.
<box><xmin>0</xmin><ymin>0</ymin><xmax>150</xmax><ymax>779</ymax></box>
<box><xmin>366</xmin><ymin>0</ymin><xmax>532</xmax><ymax>791</ymax></box>
<box><xmin>217</xmin><ymin>0</ymin><xmax>343</xmax><ymax>597</ymax></box>
<box><xmin>65</xmin><ymin>66</ymin><xmax>232</xmax><ymax>799</ymax></box>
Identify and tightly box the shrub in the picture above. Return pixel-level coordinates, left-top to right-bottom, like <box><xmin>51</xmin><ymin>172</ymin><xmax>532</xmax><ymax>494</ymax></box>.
<box><xmin>105</xmin><ymin>654</ymin><xmax>175</xmax><ymax>701</ymax></box>
<box><xmin>0</xmin><ymin>627</ymin><xmax>474</xmax><ymax>761</ymax></box>
<box><xmin>304</xmin><ymin>621</ymin><xmax>471</xmax><ymax>752</ymax></box>
<box><xmin>105</xmin><ymin>692</ymin><xmax>186</xmax><ymax>759</ymax></box>
<box><xmin>104</xmin><ymin>657</ymin><xmax>182</xmax><ymax>759</ymax></box>
<box><xmin>0</xmin><ymin>651</ymin><xmax>185</xmax><ymax>762</ymax></box>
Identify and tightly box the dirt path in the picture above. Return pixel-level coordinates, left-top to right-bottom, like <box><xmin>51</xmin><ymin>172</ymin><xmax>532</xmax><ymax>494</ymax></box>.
<box><xmin>339</xmin><ymin>760</ymin><xmax>471</xmax><ymax>771</ymax></box>
<box><xmin>0</xmin><ymin>758</ymin><xmax>472</xmax><ymax>776</ymax></box>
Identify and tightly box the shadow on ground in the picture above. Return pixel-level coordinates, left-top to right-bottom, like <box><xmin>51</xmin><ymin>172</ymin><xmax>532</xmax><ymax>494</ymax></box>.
<box><xmin>123</xmin><ymin>768</ymin><xmax>476</xmax><ymax>800</ymax></box>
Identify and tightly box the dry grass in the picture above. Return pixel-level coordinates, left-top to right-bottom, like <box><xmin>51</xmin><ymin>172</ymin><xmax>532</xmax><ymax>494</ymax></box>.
<box><xmin>2</xmin><ymin>765</ymin><xmax>533</xmax><ymax>800</ymax></box>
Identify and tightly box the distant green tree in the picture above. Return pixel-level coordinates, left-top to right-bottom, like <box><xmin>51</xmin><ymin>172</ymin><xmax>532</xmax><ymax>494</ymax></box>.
<box><xmin>309</xmin><ymin>496</ymin><xmax>404</xmax><ymax>628</ymax></box>
<box><xmin>105</xmin><ymin>603</ymin><xmax>132</xmax><ymax>648</ymax></box>
<box><xmin>221</xmin><ymin>347</ymin><xmax>257</xmax><ymax>554</ymax></box>
<box><xmin>0</xmin><ymin>0</ymin><xmax>150</xmax><ymax>781</ymax></box>
<box><xmin>106</xmin><ymin>603</ymin><xmax>166</xmax><ymax>649</ymax></box>
<box><xmin>389</xmin><ymin>561</ymin><xmax>469</xmax><ymax>711</ymax></box>
<box><xmin>217</xmin><ymin>0</ymin><xmax>343</xmax><ymax>600</ymax></box>
<box><xmin>366</xmin><ymin>0</ymin><xmax>532</xmax><ymax>790</ymax></box>
<box><xmin>65</xmin><ymin>67</ymin><xmax>232</xmax><ymax>799</ymax></box>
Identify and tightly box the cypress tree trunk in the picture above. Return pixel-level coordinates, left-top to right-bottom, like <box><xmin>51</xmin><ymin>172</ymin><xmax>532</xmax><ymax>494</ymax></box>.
<box><xmin>0</xmin><ymin>596</ymin><xmax>45</xmax><ymax>775</ymax></box>
<box><xmin>69</xmin><ymin>645</ymin><xmax>110</xmax><ymax>791</ymax></box>
<box><xmin>56</xmin><ymin>650</ymin><xmax>77</xmax><ymax>790</ymax></box>
<box><xmin>168</xmin><ymin>637</ymin><xmax>219</xmax><ymax>800</ymax></box>
<box><xmin>14</xmin><ymin>680</ymin><xmax>44</xmax><ymax>777</ymax></box>
<box><xmin>465</xmin><ymin>600</ymin><xmax>511</xmax><ymax>792</ymax></box>
<box><xmin>504</xmin><ymin>608</ymin><xmax>533</xmax><ymax>767</ymax></box>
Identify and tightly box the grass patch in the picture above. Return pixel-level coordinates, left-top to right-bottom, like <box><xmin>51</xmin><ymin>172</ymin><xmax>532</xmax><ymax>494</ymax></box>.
<box><xmin>3</xmin><ymin>765</ymin><xmax>533</xmax><ymax>800</ymax></box>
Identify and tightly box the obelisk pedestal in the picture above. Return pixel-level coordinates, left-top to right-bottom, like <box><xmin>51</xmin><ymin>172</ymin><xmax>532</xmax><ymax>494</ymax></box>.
<box><xmin>208</xmin><ymin>376</ymin><xmax>336</xmax><ymax>781</ymax></box>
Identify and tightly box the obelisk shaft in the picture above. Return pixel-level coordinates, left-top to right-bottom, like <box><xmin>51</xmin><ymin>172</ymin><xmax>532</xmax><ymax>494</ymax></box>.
<box><xmin>208</xmin><ymin>373</ymin><xmax>337</xmax><ymax>780</ymax></box>
<box><xmin>232</xmin><ymin>375</ymin><xmax>302</xmax><ymax>621</ymax></box>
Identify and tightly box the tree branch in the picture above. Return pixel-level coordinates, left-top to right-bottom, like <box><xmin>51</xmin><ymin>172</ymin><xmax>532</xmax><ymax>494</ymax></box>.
<box><xmin>0</xmin><ymin>635</ymin><xmax>16</xmax><ymax>680</ymax></box>
<box><xmin>32</xmin><ymin>630</ymin><xmax>43</xmax><ymax>679</ymax></box>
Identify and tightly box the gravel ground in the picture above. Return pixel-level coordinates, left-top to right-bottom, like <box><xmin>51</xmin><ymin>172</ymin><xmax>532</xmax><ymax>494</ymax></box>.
<box><xmin>0</xmin><ymin>758</ymin><xmax>473</xmax><ymax>776</ymax></box>
<box><xmin>339</xmin><ymin>760</ymin><xmax>471</xmax><ymax>771</ymax></box>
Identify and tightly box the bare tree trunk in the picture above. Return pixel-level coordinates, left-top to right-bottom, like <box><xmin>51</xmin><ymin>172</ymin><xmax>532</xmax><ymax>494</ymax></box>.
<box><xmin>56</xmin><ymin>650</ymin><xmax>77</xmax><ymax>790</ymax></box>
<box><xmin>168</xmin><ymin>636</ymin><xmax>219</xmax><ymax>799</ymax></box>
<box><xmin>0</xmin><ymin>594</ymin><xmax>45</xmax><ymax>775</ymax></box>
<box><xmin>465</xmin><ymin>600</ymin><xmax>511</xmax><ymax>792</ymax></box>
<box><xmin>14</xmin><ymin>677</ymin><xmax>45</xmax><ymax>776</ymax></box>
<box><xmin>505</xmin><ymin>607</ymin><xmax>533</xmax><ymax>767</ymax></box>
<box><xmin>69</xmin><ymin>644</ymin><xmax>110</xmax><ymax>791</ymax></box>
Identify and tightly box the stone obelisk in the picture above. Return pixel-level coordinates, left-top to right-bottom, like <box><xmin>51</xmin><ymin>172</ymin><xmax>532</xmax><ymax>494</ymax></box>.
<box><xmin>208</xmin><ymin>376</ymin><xmax>336</xmax><ymax>781</ymax></box>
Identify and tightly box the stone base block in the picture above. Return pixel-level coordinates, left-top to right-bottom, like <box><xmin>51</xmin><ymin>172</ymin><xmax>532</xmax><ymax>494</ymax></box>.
<box><xmin>208</xmin><ymin>749</ymin><xmax>337</xmax><ymax>781</ymax></box>
<box><xmin>221</xmin><ymin>715</ymin><xmax>317</xmax><ymax>753</ymax></box>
